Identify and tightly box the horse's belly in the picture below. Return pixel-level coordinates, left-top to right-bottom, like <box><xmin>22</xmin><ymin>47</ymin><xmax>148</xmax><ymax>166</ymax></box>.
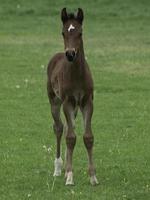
<box><xmin>73</xmin><ymin>89</ymin><xmax>85</xmax><ymax>105</ymax></box>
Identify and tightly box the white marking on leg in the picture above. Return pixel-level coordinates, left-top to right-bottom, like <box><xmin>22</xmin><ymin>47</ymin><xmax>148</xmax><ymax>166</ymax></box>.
<box><xmin>65</xmin><ymin>171</ymin><xmax>74</xmax><ymax>185</ymax></box>
<box><xmin>68</xmin><ymin>24</ymin><xmax>75</xmax><ymax>32</ymax></box>
<box><xmin>53</xmin><ymin>157</ymin><xmax>63</xmax><ymax>176</ymax></box>
<box><xmin>90</xmin><ymin>175</ymin><xmax>99</xmax><ymax>186</ymax></box>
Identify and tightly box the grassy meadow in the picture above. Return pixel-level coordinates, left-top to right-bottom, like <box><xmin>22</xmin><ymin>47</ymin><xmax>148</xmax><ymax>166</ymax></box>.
<box><xmin>0</xmin><ymin>0</ymin><xmax>150</xmax><ymax>199</ymax></box>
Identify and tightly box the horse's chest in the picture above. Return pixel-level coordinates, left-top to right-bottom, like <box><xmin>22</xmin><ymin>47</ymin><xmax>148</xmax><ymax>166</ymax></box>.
<box><xmin>52</xmin><ymin>76</ymin><xmax>85</xmax><ymax>101</ymax></box>
<box><xmin>51</xmin><ymin>69</ymin><xmax>90</xmax><ymax>101</ymax></box>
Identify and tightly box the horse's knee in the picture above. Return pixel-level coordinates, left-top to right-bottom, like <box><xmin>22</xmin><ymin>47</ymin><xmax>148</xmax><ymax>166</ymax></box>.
<box><xmin>53</xmin><ymin>123</ymin><xmax>63</xmax><ymax>135</ymax></box>
<box><xmin>66</xmin><ymin>134</ymin><xmax>76</xmax><ymax>149</ymax></box>
<box><xmin>83</xmin><ymin>134</ymin><xmax>94</xmax><ymax>149</ymax></box>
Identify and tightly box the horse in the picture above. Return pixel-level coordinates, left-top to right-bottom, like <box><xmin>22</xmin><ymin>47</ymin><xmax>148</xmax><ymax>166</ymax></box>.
<box><xmin>47</xmin><ymin>8</ymin><xmax>98</xmax><ymax>186</ymax></box>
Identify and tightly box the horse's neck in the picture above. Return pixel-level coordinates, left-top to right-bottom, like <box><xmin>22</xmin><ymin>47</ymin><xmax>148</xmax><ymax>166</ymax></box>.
<box><xmin>72</xmin><ymin>43</ymin><xmax>86</xmax><ymax>75</ymax></box>
<box><xmin>77</xmin><ymin>45</ymin><xmax>85</xmax><ymax>65</ymax></box>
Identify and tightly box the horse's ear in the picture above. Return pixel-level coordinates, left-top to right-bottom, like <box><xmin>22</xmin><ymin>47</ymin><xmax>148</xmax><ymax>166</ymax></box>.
<box><xmin>77</xmin><ymin>8</ymin><xmax>84</xmax><ymax>24</ymax></box>
<box><xmin>61</xmin><ymin>8</ymin><xmax>68</xmax><ymax>24</ymax></box>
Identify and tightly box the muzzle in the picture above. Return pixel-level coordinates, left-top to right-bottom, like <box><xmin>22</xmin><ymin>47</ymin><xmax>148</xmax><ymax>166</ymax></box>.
<box><xmin>65</xmin><ymin>48</ymin><xmax>76</xmax><ymax>62</ymax></box>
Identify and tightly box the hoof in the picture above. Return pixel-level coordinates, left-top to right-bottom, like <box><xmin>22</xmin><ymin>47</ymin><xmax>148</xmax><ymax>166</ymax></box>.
<box><xmin>65</xmin><ymin>171</ymin><xmax>74</xmax><ymax>185</ymax></box>
<box><xmin>53</xmin><ymin>157</ymin><xmax>63</xmax><ymax>176</ymax></box>
<box><xmin>90</xmin><ymin>175</ymin><xmax>99</xmax><ymax>186</ymax></box>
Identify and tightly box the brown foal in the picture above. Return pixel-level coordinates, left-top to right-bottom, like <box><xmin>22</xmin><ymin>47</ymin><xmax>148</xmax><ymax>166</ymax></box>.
<box><xmin>47</xmin><ymin>8</ymin><xmax>98</xmax><ymax>185</ymax></box>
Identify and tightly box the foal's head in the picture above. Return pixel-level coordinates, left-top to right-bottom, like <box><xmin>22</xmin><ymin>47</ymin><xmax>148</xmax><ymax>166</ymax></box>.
<box><xmin>61</xmin><ymin>8</ymin><xmax>84</xmax><ymax>62</ymax></box>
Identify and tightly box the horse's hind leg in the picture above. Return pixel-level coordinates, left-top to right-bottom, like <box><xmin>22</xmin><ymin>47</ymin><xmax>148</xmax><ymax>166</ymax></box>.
<box><xmin>49</xmin><ymin>93</ymin><xmax>63</xmax><ymax>176</ymax></box>
<box><xmin>80</xmin><ymin>95</ymin><xmax>99</xmax><ymax>186</ymax></box>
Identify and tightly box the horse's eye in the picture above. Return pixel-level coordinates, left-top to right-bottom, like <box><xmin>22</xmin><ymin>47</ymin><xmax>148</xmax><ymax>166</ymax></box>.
<box><xmin>62</xmin><ymin>32</ymin><xmax>65</xmax><ymax>37</ymax></box>
<box><xmin>79</xmin><ymin>33</ymin><xmax>82</xmax><ymax>37</ymax></box>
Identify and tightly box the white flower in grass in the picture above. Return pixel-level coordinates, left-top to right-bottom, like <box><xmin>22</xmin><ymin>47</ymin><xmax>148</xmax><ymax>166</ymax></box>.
<box><xmin>109</xmin><ymin>149</ymin><xmax>112</xmax><ymax>153</ymax></box>
<box><xmin>43</xmin><ymin>145</ymin><xmax>47</xmax><ymax>150</ymax></box>
<box><xmin>47</xmin><ymin>147</ymin><xmax>52</xmax><ymax>153</ymax></box>
<box><xmin>24</xmin><ymin>79</ymin><xmax>29</xmax><ymax>88</ymax></box>
<box><xmin>41</xmin><ymin>65</ymin><xmax>45</xmax><ymax>69</ymax></box>
<box><xmin>27</xmin><ymin>193</ymin><xmax>31</xmax><ymax>198</ymax></box>
<box><xmin>122</xmin><ymin>194</ymin><xmax>127</xmax><ymax>199</ymax></box>
<box><xmin>43</xmin><ymin>145</ymin><xmax>52</xmax><ymax>153</ymax></box>
<box><xmin>24</xmin><ymin>79</ymin><xmax>29</xmax><ymax>83</ymax></box>
<box><xmin>71</xmin><ymin>189</ymin><xmax>75</xmax><ymax>195</ymax></box>
<box><xmin>17</xmin><ymin>4</ymin><xmax>20</xmax><ymax>9</ymax></box>
<box><xmin>16</xmin><ymin>85</ymin><xmax>20</xmax><ymax>89</ymax></box>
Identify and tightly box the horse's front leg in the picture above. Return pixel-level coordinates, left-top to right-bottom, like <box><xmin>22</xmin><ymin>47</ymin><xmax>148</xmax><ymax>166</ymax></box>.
<box><xmin>49</xmin><ymin>95</ymin><xmax>63</xmax><ymax>176</ymax></box>
<box><xmin>80</xmin><ymin>95</ymin><xmax>99</xmax><ymax>186</ymax></box>
<box><xmin>63</xmin><ymin>96</ymin><xmax>76</xmax><ymax>185</ymax></box>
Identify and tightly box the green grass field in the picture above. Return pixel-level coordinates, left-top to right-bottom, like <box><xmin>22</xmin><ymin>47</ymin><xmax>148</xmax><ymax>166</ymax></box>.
<box><xmin>0</xmin><ymin>0</ymin><xmax>150</xmax><ymax>199</ymax></box>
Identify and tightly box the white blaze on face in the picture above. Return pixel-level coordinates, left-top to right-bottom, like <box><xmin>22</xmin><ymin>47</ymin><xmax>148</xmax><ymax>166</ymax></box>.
<box><xmin>68</xmin><ymin>24</ymin><xmax>75</xmax><ymax>32</ymax></box>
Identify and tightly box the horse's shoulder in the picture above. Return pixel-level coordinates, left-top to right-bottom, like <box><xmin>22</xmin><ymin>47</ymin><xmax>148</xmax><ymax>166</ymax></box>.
<box><xmin>52</xmin><ymin>52</ymin><xmax>65</xmax><ymax>60</ymax></box>
<box><xmin>48</xmin><ymin>52</ymin><xmax>65</xmax><ymax>66</ymax></box>
<box><xmin>47</xmin><ymin>52</ymin><xmax>65</xmax><ymax>74</ymax></box>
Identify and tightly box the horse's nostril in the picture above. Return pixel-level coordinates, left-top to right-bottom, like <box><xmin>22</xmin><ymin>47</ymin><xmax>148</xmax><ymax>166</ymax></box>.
<box><xmin>71</xmin><ymin>51</ymin><xmax>75</xmax><ymax>57</ymax></box>
<box><xmin>65</xmin><ymin>51</ymin><xmax>69</xmax><ymax>58</ymax></box>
